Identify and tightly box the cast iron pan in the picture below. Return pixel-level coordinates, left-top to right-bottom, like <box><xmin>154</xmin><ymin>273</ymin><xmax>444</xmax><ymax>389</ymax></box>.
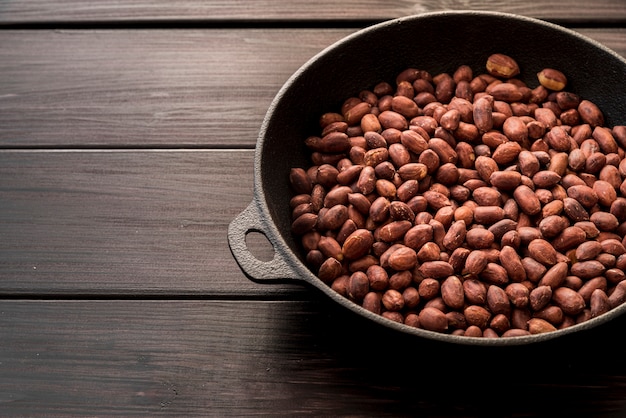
<box><xmin>228</xmin><ymin>11</ymin><xmax>626</xmax><ymax>346</ymax></box>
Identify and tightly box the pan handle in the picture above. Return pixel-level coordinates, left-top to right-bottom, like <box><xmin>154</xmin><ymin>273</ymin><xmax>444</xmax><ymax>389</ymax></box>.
<box><xmin>228</xmin><ymin>200</ymin><xmax>302</xmax><ymax>283</ymax></box>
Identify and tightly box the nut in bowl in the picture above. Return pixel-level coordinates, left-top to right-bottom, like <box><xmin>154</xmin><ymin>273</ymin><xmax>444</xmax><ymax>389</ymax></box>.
<box><xmin>228</xmin><ymin>11</ymin><xmax>626</xmax><ymax>345</ymax></box>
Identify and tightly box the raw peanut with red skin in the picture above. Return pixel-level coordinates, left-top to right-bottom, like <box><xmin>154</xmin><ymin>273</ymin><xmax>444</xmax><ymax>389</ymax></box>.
<box><xmin>403</xmin><ymin>287</ymin><xmax>420</xmax><ymax>309</ymax></box>
<box><xmin>590</xmin><ymin>289</ymin><xmax>611</xmax><ymax>318</ymax></box>
<box><xmin>356</xmin><ymin>165</ymin><xmax>376</xmax><ymax>194</ymax></box>
<box><xmin>487</xmin><ymin>285</ymin><xmax>512</xmax><ymax>316</ymax></box>
<box><xmin>473</xmin><ymin>95</ymin><xmax>494</xmax><ymax>133</ymax></box>
<box><xmin>336</xmin><ymin>165</ymin><xmax>363</xmax><ymax>185</ymax></box>
<box><xmin>534</xmin><ymin>305</ymin><xmax>564</xmax><ymax>326</ymax></box>
<box><xmin>518</xmin><ymin>227</ymin><xmax>542</xmax><ymax>246</ymax></box>
<box><xmin>377</xmin><ymin>110</ymin><xmax>408</xmax><ymax>130</ymax></box>
<box><xmin>577</xmin><ymin>276</ymin><xmax>607</xmax><ymax>304</ymax></box>
<box><xmin>343</xmin><ymin>101</ymin><xmax>371</xmax><ymax>126</ymax></box>
<box><xmin>608</xmin><ymin>280</ymin><xmax>626</xmax><ymax>309</ymax></box>
<box><xmin>486</xmin><ymin>54</ymin><xmax>520</xmax><ymax>78</ymax></box>
<box><xmin>364</xmin><ymin>147</ymin><xmax>389</xmax><ymax>167</ymax></box>
<box><xmin>387</xmin><ymin>245</ymin><xmax>418</xmax><ymax>271</ymax></box>
<box><xmin>514</xmin><ymin>185</ymin><xmax>541</xmax><ymax>216</ymax></box>
<box><xmin>585</xmin><ymin>152</ymin><xmax>607</xmax><ymax>174</ymax></box>
<box><xmin>464</xmin><ymin>305</ymin><xmax>492</xmax><ymax>329</ymax></box>
<box><xmin>362</xmin><ymin>292</ymin><xmax>382</xmax><ymax>314</ymax></box>
<box><xmin>289</xmin><ymin>168</ymin><xmax>313</xmax><ymax>194</ymax></box>
<box><xmin>576</xmin><ymin>241</ymin><xmax>603</xmax><ymax>261</ymax></box>
<box><xmin>318</xmin><ymin>257</ymin><xmax>343</xmax><ymax>283</ymax></box>
<box><xmin>464</xmin><ymin>250</ymin><xmax>489</xmax><ymax>276</ymax></box>
<box><xmin>590</xmin><ymin>212</ymin><xmax>620</xmax><ymax>231</ymax></box>
<box><xmin>317</xmin><ymin>204</ymin><xmax>349</xmax><ymax>231</ymax></box>
<box><xmin>528</xmin><ymin>239</ymin><xmax>558</xmax><ymax>266</ymax></box>
<box><xmin>392</xmin><ymin>95</ymin><xmax>420</xmax><ymax>119</ymax></box>
<box><xmin>347</xmin><ymin>271</ymin><xmax>370</xmax><ymax>301</ymax></box>
<box><xmin>382</xmin><ymin>311</ymin><xmax>403</xmax><ymax>323</ymax></box>
<box><xmin>552</xmin><ymin>226</ymin><xmax>587</xmax><ymax>252</ymax></box>
<box><xmin>533</xmin><ymin>171</ymin><xmax>561</xmax><ymax>189</ymax></box>
<box><xmin>404</xmin><ymin>224</ymin><xmax>434</xmax><ymax>251</ymax></box>
<box><xmin>610</xmin><ymin>198</ymin><xmax>626</xmax><ymax>223</ymax></box>
<box><xmin>336</xmin><ymin>219</ymin><xmax>358</xmax><ymax>245</ymax></box>
<box><xmin>401</xmin><ymin>129</ymin><xmax>429</xmax><ymax>154</ymax></box>
<box><xmin>398</xmin><ymin>163</ymin><xmax>428</xmax><ymax>181</ymax></box>
<box><xmin>448</xmin><ymin>247</ymin><xmax>470</xmax><ymax>273</ymax></box>
<box><xmin>502</xmin><ymin>116</ymin><xmax>528</xmax><ymax>143</ymax></box>
<box><xmin>475</xmin><ymin>156</ymin><xmax>499</xmax><ymax>183</ymax></box>
<box><xmin>488</xmin><ymin>219</ymin><xmax>518</xmax><ymax>242</ymax></box>
<box><xmin>593</xmin><ymin>180</ymin><xmax>618</xmax><ymax>207</ymax></box>
<box><xmin>342</xmin><ymin>229</ymin><xmax>374</xmax><ymax>260</ymax></box>
<box><xmin>489</xmin><ymin>171</ymin><xmax>522</xmax><ymax>190</ymax></box>
<box><xmin>291</xmin><ymin>212</ymin><xmax>319</xmax><ymax>235</ymax></box>
<box><xmin>378</xmin><ymin>220</ymin><xmax>413</xmax><ymax>243</ymax></box>
<box><xmin>570</xmin><ymin>260</ymin><xmax>606</xmax><ymax>279</ymax></box>
<box><xmin>482</xmin><ymin>130</ymin><xmax>508</xmax><ymax>148</ymax></box>
<box><xmin>504</xmin><ymin>283</ymin><xmax>530</xmax><ymax>308</ymax></box>
<box><xmin>419</xmin><ymin>307</ymin><xmax>449</xmax><ymax>333</ymax></box>
<box><xmin>389</xmin><ymin>201</ymin><xmax>416</xmax><ymax>222</ymax></box>
<box><xmin>563</xmin><ymin>198</ymin><xmax>590</xmax><ymax>222</ymax></box>
<box><xmin>428</xmin><ymin>138</ymin><xmax>458</xmax><ymax>164</ymax></box>
<box><xmin>601</xmin><ymin>239</ymin><xmax>626</xmax><ymax>256</ymax></box>
<box><xmin>382</xmin><ymin>289</ymin><xmax>405</xmax><ymax>311</ymax></box>
<box><xmin>538</xmin><ymin>215</ymin><xmax>569</xmax><ymax>239</ymax></box>
<box><xmin>417</xmin><ymin>242</ymin><xmax>441</xmax><ymax>262</ymax></box>
<box><xmin>503</xmin><ymin>329</ymin><xmax>532</xmax><ymax>337</ymax></box>
<box><xmin>538</xmin><ymin>262</ymin><xmax>568</xmax><ymax>289</ymax></box>
<box><xmin>366</xmin><ymin>265</ymin><xmax>389</xmax><ymax>291</ymax></box>
<box><xmin>396</xmin><ymin>180</ymin><xmax>420</xmax><ymax>202</ymax></box>
<box><xmin>487</xmin><ymin>82</ymin><xmax>524</xmax><ymax>102</ymax></box>
<box><xmin>530</xmin><ymin>285</ymin><xmax>553</xmax><ymax>311</ymax></box>
<box><xmin>418</xmin><ymin>278</ymin><xmax>440</xmax><ymax>300</ymax></box>
<box><xmin>324</xmin><ymin>185</ymin><xmax>352</xmax><ymax>207</ymax></box>
<box><xmin>473</xmin><ymin>187</ymin><xmax>502</xmax><ymax>206</ymax></box>
<box><xmin>545</xmin><ymin>126</ymin><xmax>572</xmax><ymax>152</ymax></box>
<box><xmin>528</xmin><ymin>318</ymin><xmax>557</xmax><ymax>334</ymax></box>
<box><xmin>369</xmin><ymin>196</ymin><xmax>390</xmax><ymax>223</ymax></box>
<box><xmin>578</xmin><ymin>99</ymin><xmax>605</xmax><ymax>128</ymax></box>
<box><xmin>490</xmin><ymin>314</ymin><xmax>511</xmax><ymax>334</ymax></box>
<box><xmin>361</xmin><ymin>113</ymin><xmax>382</xmax><ymax>133</ymax></box>
<box><xmin>480</xmin><ymin>262</ymin><xmax>509</xmax><ymax>285</ymax></box>
<box><xmin>441</xmin><ymin>276</ymin><xmax>465</xmax><ymax>310</ymax></box>
<box><xmin>499</xmin><ymin>246</ymin><xmax>526</xmax><ymax>282</ymax></box>
<box><xmin>552</xmin><ymin>287</ymin><xmax>586</xmax><ymax>316</ymax></box>
<box><xmin>443</xmin><ymin>220</ymin><xmax>467</xmax><ymax>251</ymax></box>
<box><xmin>466</xmin><ymin>228</ymin><xmax>495</xmax><ymax>249</ymax></box>
<box><xmin>418</xmin><ymin>261</ymin><xmax>454</xmax><ymax>279</ymax></box>
<box><xmin>463</xmin><ymin>279</ymin><xmax>487</xmax><ymax>305</ymax></box>
<box><xmin>473</xmin><ymin>206</ymin><xmax>505</xmax><ymax>225</ymax></box>
<box><xmin>492</xmin><ymin>141</ymin><xmax>523</xmax><ymax>165</ymax></box>
<box><xmin>440</xmin><ymin>109</ymin><xmax>462</xmax><ymax>131</ymax></box>
<box><xmin>305</xmin><ymin>132</ymin><xmax>352</xmax><ymax>154</ymax></box>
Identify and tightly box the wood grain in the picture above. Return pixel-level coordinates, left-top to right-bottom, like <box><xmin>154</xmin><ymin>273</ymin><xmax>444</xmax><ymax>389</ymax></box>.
<box><xmin>0</xmin><ymin>150</ymin><xmax>304</xmax><ymax>296</ymax></box>
<box><xmin>0</xmin><ymin>0</ymin><xmax>625</xmax><ymax>24</ymax></box>
<box><xmin>0</xmin><ymin>28</ymin><xmax>625</xmax><ymax>148</ymax></box>
<box><xmin>2</xmin><ymin>299</ymin><xmax>626</xmax><ymax>417</ymax></box>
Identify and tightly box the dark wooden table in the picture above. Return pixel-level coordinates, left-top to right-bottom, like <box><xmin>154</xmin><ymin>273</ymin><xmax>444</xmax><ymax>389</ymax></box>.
<box><xmin>2</xmin><ymin>1</ymin><xmax>626</xmax><ymax>416</ymax></box>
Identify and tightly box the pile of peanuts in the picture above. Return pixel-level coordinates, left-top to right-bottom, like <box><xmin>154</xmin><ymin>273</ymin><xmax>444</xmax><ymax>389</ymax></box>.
<box><xmin>288</xmin><ymin>53</ymin><xmax>626</xmax><ymax>338</ymax></box>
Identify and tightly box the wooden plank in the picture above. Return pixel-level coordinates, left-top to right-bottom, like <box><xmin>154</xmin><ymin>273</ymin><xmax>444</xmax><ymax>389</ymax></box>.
<box><xmin>0</xmin><ymin>150</ymin><xmax>304</xmax><ymax>296</ymax></box>
<box><xmin>2</xmin><ymin>299</ymin><xmax>626</xmax><ymax>416</ymax></box>
<box><xmin>0</xmin><ymin>29</ymin><xmax>348</xmax><ymax>148</ymax></box>
<box><xmin>0</xmin><ymin>1</ymin><xmax>625</xmax><ymax>24</ymax></box>
<box><xmin>0</xmin><ymin>28</ymin><xmax>625</xmax><ymax>148</ymax></box>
